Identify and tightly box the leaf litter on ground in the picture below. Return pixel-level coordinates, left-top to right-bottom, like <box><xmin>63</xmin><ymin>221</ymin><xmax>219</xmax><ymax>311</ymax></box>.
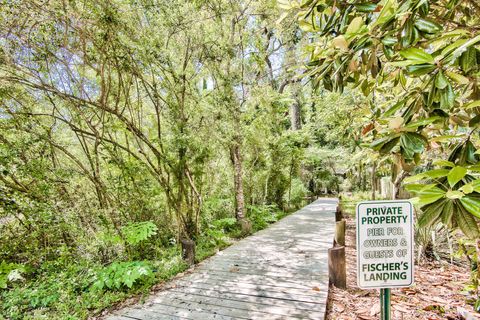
<box><xmin>326</xmin><ymin>218</ymin><xmax>480</xmax><ymax>320</ymax></box>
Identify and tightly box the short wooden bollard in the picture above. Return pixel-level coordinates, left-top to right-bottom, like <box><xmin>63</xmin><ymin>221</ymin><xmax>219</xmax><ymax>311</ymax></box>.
<box><xmin>335</xmin><ymin>220</ymin><xmax>346</xmax><ymax>246</ymax></box>
<box><xmin>181</xmin><ymin>238</ymin><xmax>196</xmax><ymax>266</ymax></box>
<box><xmin>335</xmin><ymin>205</ymin><xmax>343</xmax><ymax>222</ymax></box>
<box><xmin>328</xmin><ymin>246</ymin><xmax>346</xmax><ymax>289</ymax></box>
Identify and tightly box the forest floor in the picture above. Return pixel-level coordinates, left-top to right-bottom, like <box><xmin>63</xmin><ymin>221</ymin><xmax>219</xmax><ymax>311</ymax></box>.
<box><xmin>326</xmin><ymin>218</ymin><xmax>479</xmax><ymax>320</ymax></box>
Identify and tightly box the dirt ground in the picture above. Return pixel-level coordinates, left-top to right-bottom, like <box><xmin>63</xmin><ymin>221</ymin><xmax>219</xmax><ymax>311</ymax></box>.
<box><xmin>326</xmin><ymin>218</ymin><xmax>480</xmax><ymax>320</ymax></box>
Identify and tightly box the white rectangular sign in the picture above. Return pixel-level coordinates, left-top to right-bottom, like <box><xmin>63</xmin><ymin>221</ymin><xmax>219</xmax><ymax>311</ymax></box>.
<box><xmin>356</xmin><ymin>200</ymin><xmax>414</xmax><ymax>289</ymax></box>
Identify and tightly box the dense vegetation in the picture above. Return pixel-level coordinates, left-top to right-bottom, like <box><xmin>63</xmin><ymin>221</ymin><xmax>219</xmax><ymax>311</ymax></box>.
<box><xmin>284</xmin><ymin>0</ymin><xmax>480</xmax><ymax>307</ymax></box>
<box><xmin>0</xmin><ymin>1</ymin><xmax>371</xmax><ymax>318</ymax></box>
<box><xmin>1</xmin><ymin>0</ymin><xmax>479</xmax><ymax>318</ymax></box>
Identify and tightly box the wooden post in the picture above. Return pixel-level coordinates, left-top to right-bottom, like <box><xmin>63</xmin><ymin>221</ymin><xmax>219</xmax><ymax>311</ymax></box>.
<box><xmin>328</xmin><ymin>246</ymin><xmax>346</xmax><ymax>289</ymax></box>
<box><xmin>335</xmin><ymin>205</ymin><xmax>343</xmax><ymax>222</ymax></box>
<box><xmin>335</xmin><ymin>220</ymin><xmax>346</xmax><ymax>246</ymax></box>
<box><xmin>180</xmin><ymin>238</ymin><xmax>195</xmax><ymax>266</ymax></box>
<box><xmin>239</xmin><ymin>218</ymin><xmax>252</xmax><ymax>235</ymax></box>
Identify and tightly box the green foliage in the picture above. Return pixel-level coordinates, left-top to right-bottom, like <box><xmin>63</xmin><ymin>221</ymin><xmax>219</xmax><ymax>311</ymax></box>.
<box><xmin>92</xmin><ymin>261</ymin><xmax>154</xmax><ymax>291</ymax></box>
<box><xmin>286</xmin><ymin>0</ymin><xmax>480</xmax><ymax>241</ymax></box>
<box><xmin>405</xmin><ymin>144</ymin><xmax>480</xmax><ymax>239</ymax></box>
<box><xmin>0</xmin><ymin>261</ymin><xmax>25</xmax><ymax>289</ymax></box>
<box><xmin>286</xmin><ymin>178</ymin><xmax>309</xmax><ymax>208</ymax></box>
<box><xmin>212</xmin><ymin>218</ymin><xmax>238</xmax><ymax>233</ymax></box>
<box><xmin>122</xmin><ymin>221</ymin><xmax>158</xmax><ymax>246</ymax></box>
<box><xmin>247</xmin><ymin>204</ymin><xmax>284</xmax><ymax>232</ymax></box>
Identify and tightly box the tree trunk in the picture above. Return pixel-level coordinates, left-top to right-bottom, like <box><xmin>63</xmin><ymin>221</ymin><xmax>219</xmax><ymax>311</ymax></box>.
<box><xmin>393</xmin><ymin>170</ymin><xmax>408</xmax><ymax>200</ymax></box>
<box><xmin>371</xmin><ymin>161</ymin><xmax>377</xmax><ymax>200</ymax></box>
<box><xmin>290</xmin><ymin>97</ymin><xmax>301</xmax><ymax>131</ymax></box>
<box><xmin>231</xmin><ymin>140</ymin><xmax>251</xmax><ymax>234</ymax></box>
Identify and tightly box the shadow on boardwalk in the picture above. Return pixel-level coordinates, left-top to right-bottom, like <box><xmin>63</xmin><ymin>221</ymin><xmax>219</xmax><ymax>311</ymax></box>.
<box><xmin>106</xmin><ymin>198</ymin><xmax>338</xmax><ymax>320</ymax></box>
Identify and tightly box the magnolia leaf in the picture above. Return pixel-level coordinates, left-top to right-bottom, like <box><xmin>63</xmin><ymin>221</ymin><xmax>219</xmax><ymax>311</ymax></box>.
<box><xmin>451</xmin><ymin>34</ymin><xmax>480</xmax><ymax>60</ymax></box>
<box><xmin>416</xmin><ymin>186</ymin><xmax>446</xmax><ymax>206</ymax></box>
<box><xmin>446</xmin><ymin>71</ymin><xmax>470</xmax><ymax>85</ymax></box>
<box><xmin>440</xmin><ymin>39</ymin><xmax>468</xmax><ymax>58</ymax></box>
<box><xmin>441</xmin><ymin>200</ymin><xmax>454</xmax><ymax>227</ymax></box>
<box><xmin>460</xmin><ymin>196</ymin><xmax>480</xmax><ymax>219</ymax></box>
<box><xmin>446</xmin><ymin>190</ymin><xmax>464</xmax><ymax>199</ymax></box>
<box><xmin>455</xmin><ymin>204</ymin><xmax>480</xmax><ymax>239</ymax></box>
<box><xmin>440</xmin><ymin>83</ymin><xmax>455</xmax><ymax>109</ymax></box>
<box><xmin>405</xmin><ymin>116</ymin><xmax>441</xmax><ymax>129</ymax></box>
<box><xmin>447</xmin><ymin>166</ymin><xmax>467</xmax><ymax>188</ymax></box>
<box><xmin>400</xmin><ymin>132</ymin><xmax>427</xmax><ymax>154</ymax></box>
<box><xmin>459</xmin><ymin>183</ymin><xmax>474</xmax><ymax>194</ymax></box>
<box><xmin>423</xmin><ymin>169</ymin><xmax>450</xmax><ymax>179</ymax></box>
<box><xmin>431</xmin><ymin>135</ymin><xmax>465</xmax><ymax>142</ymax></box>
<box><xmin>417</xmin><ymin>199</ymin><xmax>446</xmax><ymax>228</ymax></box>
<box><xmin>405</xmin><ymin>183</ymin><xmax>435</xmax><ymax>193</ymax></box>
<box><xmin>400</xmin><ymin>48</ymin><xmax>434</xmax><ymax>64</ymax></box>
<box><xmin>404</xmin><ymin>174</ymin><xmax>425</xmax><ymax>184</ymax></box>
<box><xmin>464</xmin><ymin>100</ymin><xmax>480</xmax><ymax>109</ymax></box>
<box><xmin>432</xmin><ymin>159</ymin><xmax>455</xmax><ymax>167</ymax></box>
<box><xmin>379</xmin><ymin>137</ymin><xmax>400</xmax><ymax>154</ymax></box>
<box><xmin>414</xmin><ymin>18</ymin><xmax>442</xmax><ymax>34</ymax></box>
<box><xmin>346</xmin><ymin>17</ymin><xmax>364</xmax><ymax>35</ymax></box>
<box><xmin>370</xmin><ymin>136</ymin><xmax>391</xmax><ymax>150</ymax></box>
<box><xmin>355</xmin><ymin>3</ymin><xmax>378</xmax><ymax>12</ymax></box>
<box><xmin>435</xmin><ymin>71</ymin><xmax>448</xmax><ymax>89</ymax></box>
<box><xmin>389</xmin><ymin>60</ymin><xmax>417</xmax><ymax>67</ymax></box>
<box><xmin>406</xmin><ymin>64</ymin><xmax>436</xmax><ymax>76</ymax></box>
<box><xmin>332</xmin><ymin>36</ymin><xmax>349</xmax><ymax>50</ymax></box>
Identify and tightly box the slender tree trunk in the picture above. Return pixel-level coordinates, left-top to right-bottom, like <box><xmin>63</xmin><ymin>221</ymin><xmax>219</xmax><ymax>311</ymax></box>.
<box><xmin>230</xmin><ymin>139</ymin><xmax>251</xmax><ymax>234</ymax></box>
<box><xmin>393</xmin><ymin>170</ymin><xmax>408</xmax><ymax>200</ymax></box>
<box><xmin>371</xmin><ymin>161</ymin><xmax>377</xmax><ymax>200</ymax></box>
<box><xmin>290</xmin><ymin>97</ymin><xmax>301</xmax><ymax>131</ymax></box>
<box><xmin>231</xmin><ymin>142</ymin><xmax>245</xmax><ymax>221</ymax></box>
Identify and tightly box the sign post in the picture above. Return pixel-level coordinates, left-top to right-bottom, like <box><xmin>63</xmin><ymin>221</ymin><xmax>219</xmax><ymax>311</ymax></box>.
<box><xmin>356</xmin><ymin>200</ymin><xmax>414</xmax><ymax>319</ymax></box>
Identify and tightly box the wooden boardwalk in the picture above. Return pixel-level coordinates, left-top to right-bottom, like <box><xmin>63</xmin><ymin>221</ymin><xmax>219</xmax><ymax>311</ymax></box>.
<box><xmin>106</xmin><ymin>198</ymin><xmax>338</xmax><ymax>320</ymax></box>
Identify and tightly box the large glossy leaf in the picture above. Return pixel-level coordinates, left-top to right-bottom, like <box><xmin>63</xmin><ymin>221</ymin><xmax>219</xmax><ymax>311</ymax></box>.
<box><xmin>400</xmin><ymin>48</ymin><xmax>434</xmax><ymax>64</ymax></box>
<box><xmin>435</xmin><ymin>71</ymin><xmax>448</xmax><ymax>89</ymax></box>
<box><xmin>404</xmin><ymin>169</ymin><xmax>450</xmax><ymax>183</ymax></box>
<box><xmin>432</xmin><ymin>159</ymin><xmax>455</xmax><ymax>167</ymax></box>
<box><xmin>440</xmin><ymin>200</ymin><xmax>454</xmax><ymax>227</ymax></box>
<box><xmin>400</xmin><ymin>132</ymin><xmax>427</xmax><ymax>154</ymax></box>
<box><xmin>414</xmin><ymin>18</ymin><xmax>442</xmax><ymax>34</ymax></box>
<box><xmin>417</xmin><ymin>186</ymin><xmax>446</xmax><ymax>206</ymax></box>
<box><xmin>447</xmin><ymin>166</ymin><xmax>467</xmax><ymax>187</ymax></box>
<box><xmin>406</xmin><ymin>64</ymin><xmax>436</xmax><ymax>76</ymax></box>
<box><xmin>460</xmin><ymin>196</ymin><xmax>480</xmax><ymax>219</ymax></box>
<box><xmin>455</xmin><ymin>203</ymin><xmax>480</xmax><ymax>239</ymax></box>
<box><xmin>405</xmin><ymin>116</ymin><xmax>441</xmax><ymax>129</ymax></box>
<box><xmin>417</xmin><ymin>199</ymin><xmax>446</xmax><ymax>228</ymax></box>
<box><xmin>405</xmin><ymin>183</ymin><xmax>436</xmax><ymax>193</ymax></box>
<box><xmin>354</xmin><ymin>3</ymin><xmax>378</xmax><ymax>12</ymax></box>
<box><xmin>446</xmin><ymin>71</ymin><xmax>469</xmax><ymax>85</ymax></box>
<box><xmin>346</xmin><ymin>17</ymin><xmax>364</xmax><ymax>35</ymax></box>
<box><xmin>440</xmin><ymin>83</ymin><xmax>455</xmax><ymax>109</ymax></box>
<box><xmin>464</xmin><ymin>100</ymin><xmax>480</xmax><ymax>109</ymax></box>
<box><xmin>370</xmin><ymin>136</ymin><xmax>391</xmax><ymax>151</ymax></box>
<box><xmin>379</xmin><ymin>137</ymin><xmax>400</xmax><ymax>154</ymax></box>
<box><xmin>446</xmin><ymin>190</ymin><xmax>464</xmax><ymax>199</ymax></box>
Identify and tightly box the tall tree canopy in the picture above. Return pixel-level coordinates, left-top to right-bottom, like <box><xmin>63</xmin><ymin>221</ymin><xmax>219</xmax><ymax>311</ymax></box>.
<box><xmin>284</xmin><ymin>0</ymin><xmax>480</xmax><ymax>238</ymax></box>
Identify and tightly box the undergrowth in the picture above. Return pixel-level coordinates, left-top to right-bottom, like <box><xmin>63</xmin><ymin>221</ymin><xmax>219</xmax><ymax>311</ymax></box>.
<box><xmin>0</xmin><ymin>203</ymin><xmax>295</xmax><ymax>320</ymax></box>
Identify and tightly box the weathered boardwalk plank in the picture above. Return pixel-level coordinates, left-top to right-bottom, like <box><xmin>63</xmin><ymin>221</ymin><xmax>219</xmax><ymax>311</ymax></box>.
<box><xmin>106</xmin><ymin>198</ymin><xmax>337</xmax><ymax>320</ymax></box>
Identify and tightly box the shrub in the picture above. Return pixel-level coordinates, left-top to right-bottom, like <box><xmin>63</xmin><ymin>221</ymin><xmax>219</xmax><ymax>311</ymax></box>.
<box><xmin>91</xmin><ymin>261</ymin><xmax>154</xmax><ymax>291</ymax></box>
<box><xmin>0</xmin><ymin>261</ymin><xmax>25</xmax><ymax>289</ymax></box>
<box><xmin>121</xmin><ymin>221</ymin><xmax>158</xmax><ymax>246</ymax></box>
